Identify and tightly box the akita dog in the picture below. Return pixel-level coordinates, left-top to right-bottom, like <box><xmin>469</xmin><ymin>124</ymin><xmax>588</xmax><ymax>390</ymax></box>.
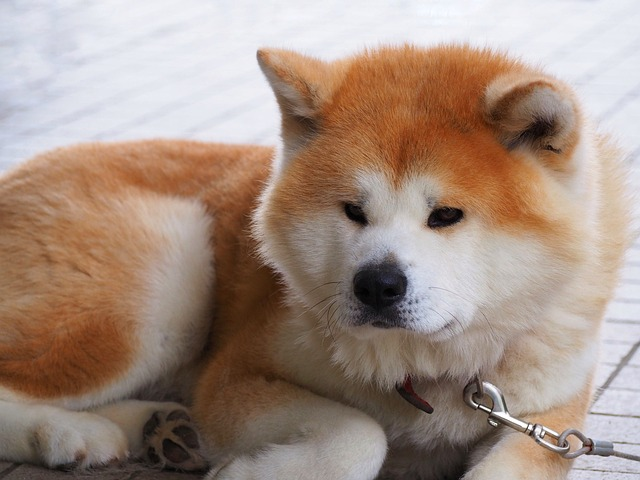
<box><xmin>0</xmin><ymin>45</ymin><xmax>631</xmax><ymax>479</ymax></box>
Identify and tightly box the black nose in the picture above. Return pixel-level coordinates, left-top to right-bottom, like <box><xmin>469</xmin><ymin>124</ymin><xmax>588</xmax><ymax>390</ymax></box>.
<box><xmin>353</xmin><ymin>264</ymin><xmax>408</xmax><ymax>310</ymax></box>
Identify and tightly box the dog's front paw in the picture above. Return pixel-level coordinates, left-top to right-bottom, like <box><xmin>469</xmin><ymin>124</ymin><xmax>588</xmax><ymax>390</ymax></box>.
<box><xmin>32</xmin><ymin>411</ymin><xmax>128</xmax><ymax>469</ymax></box>
<box><xmin>141</xmin><ymin>408</ymin><xmax>208</xmax><ymax>471</ymax></box>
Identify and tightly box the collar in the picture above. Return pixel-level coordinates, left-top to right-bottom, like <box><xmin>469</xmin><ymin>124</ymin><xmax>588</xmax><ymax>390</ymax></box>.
<box><xmin>396</xmin><ymin>376</ymin><xmax>434</xmax><ymax>414</ymax></box>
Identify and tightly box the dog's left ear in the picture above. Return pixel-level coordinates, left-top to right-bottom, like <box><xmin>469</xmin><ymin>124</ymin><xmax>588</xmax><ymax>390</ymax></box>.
<box><xmin>258</xmin><ymin>49</ymin><xmax>344</xmax><ymax>163</ymax></box>
<box><xmin>484</xmin><ymin>74</ymin><xmax>581</xmax><ymax>172</ymax></box>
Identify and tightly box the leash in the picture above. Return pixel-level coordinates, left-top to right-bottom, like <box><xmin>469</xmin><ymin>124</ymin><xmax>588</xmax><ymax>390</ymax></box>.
<box><xmin>396</xmin><ymin>376</ymin><xmax>640</xmax><ymax>462</ymax></box>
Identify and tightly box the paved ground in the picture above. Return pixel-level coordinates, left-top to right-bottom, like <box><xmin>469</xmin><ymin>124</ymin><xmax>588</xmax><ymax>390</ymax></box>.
<box><xmin>1</xmin><ymin>0</ymin><xmax>639</xmax><ymax>478</ymax></box>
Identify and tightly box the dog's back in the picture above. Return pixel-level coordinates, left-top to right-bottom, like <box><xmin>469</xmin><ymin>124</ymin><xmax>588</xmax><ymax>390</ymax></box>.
<box><xmin>0</xmin><ymin>140</ymin><xmax>271</xmax><ymax>468</ymax></box>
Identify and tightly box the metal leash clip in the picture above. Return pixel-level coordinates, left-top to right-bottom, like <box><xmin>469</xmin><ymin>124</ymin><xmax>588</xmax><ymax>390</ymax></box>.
<box><xmin>464</xmin><ymin>378</ymin><xmax>640</xmax><ymax>462</ymax></box>
<box><xmin>463</xmin><ymin>380</ymin><xmax>570</xmax><ymax>455</ymax></box>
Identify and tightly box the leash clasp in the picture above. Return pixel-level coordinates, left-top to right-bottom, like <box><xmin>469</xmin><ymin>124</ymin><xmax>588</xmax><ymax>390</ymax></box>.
<box><xmin>464</xmin><ymin>378</ymin><xmax>640</xmax><ymax>461</ymax></box>
<box><xmin>463</xmin><ymin>380</ymin><xmax>570</xmax><ymax>455</ymax></box>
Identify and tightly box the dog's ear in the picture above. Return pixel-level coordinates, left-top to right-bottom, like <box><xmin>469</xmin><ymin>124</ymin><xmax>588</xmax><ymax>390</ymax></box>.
<box><xmin>258</xmin><ymin>49</ymin><xmax>343</xmax><ymax>164</ymax></box>
<box><xmin>257</xmin><ymin>49</ymin><xmax>332</xmax><ymax>120</ymax></box>
<box><xmin>484</xmin><ymin>74</ymin><xmax>581</xmax><ymax>172</ymax></box>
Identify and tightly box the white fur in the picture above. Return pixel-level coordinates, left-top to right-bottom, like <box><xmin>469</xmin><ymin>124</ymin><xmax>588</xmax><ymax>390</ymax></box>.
<box><xmin>0</xmin><ymin>400</ymin><xmax>127</xmax><ymax>468</ymax></box>
<box><xmin>109</xmin><ymin>195</ymin><xmax>214</xmax><ymax>406</ymax></box>
<box><xmin>260</xmin><ymin>170</ymin><xmax>575</xmax><ymax>388</ymax></box>
<box><xmin>207</xmin><ymin>397</ymin><xmax>387</xmax><ymax>480</ymax></box>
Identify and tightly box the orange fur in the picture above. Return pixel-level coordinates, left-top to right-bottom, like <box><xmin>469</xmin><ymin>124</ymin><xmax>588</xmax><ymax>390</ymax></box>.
<box><xmin>0</xmin><ymin>141</ymin><xmax>273</xmax><ymax>399</ymax></box>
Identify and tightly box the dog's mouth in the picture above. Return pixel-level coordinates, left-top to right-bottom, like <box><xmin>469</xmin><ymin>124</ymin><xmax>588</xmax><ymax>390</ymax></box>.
<box><xmin>351</xmin><ymin>308</ymin><xmax>459</xmax><ymax>340</ymax></box>
<box><xmin>347</xmin><ymin>263</ymin><xmax>463</xmax><ymax>336</ymax></box>
<box><xmin>353</xmin><ymin>309</ymin><xmax>410</xmax><ymax>330</ymax></box>
<box><xmin>370</xmin><ymin>320</ymin><xmax>396</xmax><ymax>329</ymax></box>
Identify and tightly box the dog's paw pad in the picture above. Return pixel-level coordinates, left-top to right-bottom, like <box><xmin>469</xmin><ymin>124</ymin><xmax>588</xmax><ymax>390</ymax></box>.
<box><xmin>166</xmin><ymin>410</ymin><xmax>191</xmax><ymax>422</ymax></box>
<box><xmin>162</xmin><ymin>438</ymin><xmax>191</xmax><ymax>463</ymax></box>
<box><xmin>172</xmin><ymin>425</ymin><xmax>200</xmax><ymax>449</ymax></box>
<box><xmin>141</xmin><ymin>409</ymin><xmax>207</xmax><ymax>471</ymax></box>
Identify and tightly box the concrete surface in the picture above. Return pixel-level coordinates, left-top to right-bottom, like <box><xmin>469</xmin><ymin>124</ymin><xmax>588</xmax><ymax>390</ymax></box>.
<box><xmin>1</xmin><ymin>0</ymin><xmax>639</xmax><ymax>478</ymax></box>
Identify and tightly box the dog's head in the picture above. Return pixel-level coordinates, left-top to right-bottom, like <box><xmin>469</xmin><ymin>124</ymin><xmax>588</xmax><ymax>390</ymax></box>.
<box><xmin>254</xmin><ymin>45</ymin><xmax>596</xmax><ymax>385</ymax></box>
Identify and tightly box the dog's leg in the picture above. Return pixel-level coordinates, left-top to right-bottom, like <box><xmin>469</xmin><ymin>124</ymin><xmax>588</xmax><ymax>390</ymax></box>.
<box><xmin>93</xmin><ymin>399</ymin><xmax>208</xmax><ymax>471</ymax></box>
<box><xmin>462</xmin><ymin>431</ymin><xmax>573</xmax><ymax>480</ymax></box>
<box><xmin>194</xmin><ymin>376</ymin><xmax>388</xmax><ymax>480</ymax></box>
<box><xmin>0</xmin><ymin>399</ymin><xmax>127</xmax><ymax>469</ymax></box>
<box><xmin>462</xmin><ymin>389</ymin><xmax>588</xmax><ymax>480</ymax></box>
<box><xmin>0</xmin><ymin>399</ymin><xmax>208</xmax><ymax>471</ymax></box>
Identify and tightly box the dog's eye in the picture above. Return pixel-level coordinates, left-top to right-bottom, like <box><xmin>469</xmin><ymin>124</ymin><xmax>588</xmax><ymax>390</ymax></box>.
<box><xmin>344</xmin><ymin>203</ymin><xmax>368</xmax><ymax>226</ymax></box>
<box><xmin>427</xmin><ymin>207</ymin><xmax>463</xmax><ymax>229</ymax></box>
<box><xmin>543</xmin><ymin>144</ymin><xmax>562</xmax><ymax>154</ymax></box>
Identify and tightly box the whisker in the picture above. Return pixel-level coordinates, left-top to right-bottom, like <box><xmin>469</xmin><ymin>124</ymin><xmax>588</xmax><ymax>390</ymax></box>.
<box><xmin>307</xmin><ymin>292</ymin><xmax>342</xmax><ymax>312</ymax></box>
<box><xmin>295</xmin><ymin>281</ymin><xmax>343</xmax><ymax>322</ymax></box>
<box><xmin>323</xmin><ymin>301</ymin><xmax>339</xmax><ymax>342</ymax></box>
<box><xmin>328</xmin><ymin>301</ymin><xmax>342</xmax><ymax>329</ymax></box>
<box><xmin>428</xmin><ymin>307</ymin><xmax>448</xmax><ymax>324</ymax></box>
<box><xmin>428</xmin><ymin>286</ymin><xmax>476</xmax><ymax>305</ymax></box>
<box><xmin>427</xmin><ymin>286</ymin><xmax>496</xmax><ymax>339</ymax></box>
<box><xmin>303</xmin><ymin>281</ymin><xmax>342</xmax><ymax>297</ymax></box>
<box><xmin>313</xmin><ymin>295</ymin><xmax>340</xmax><ymax>323</ymax></box>
<box><xmin>442</xmin><ymin>309</ymin><xmax>465</xmax><ymax>333</ymax></box>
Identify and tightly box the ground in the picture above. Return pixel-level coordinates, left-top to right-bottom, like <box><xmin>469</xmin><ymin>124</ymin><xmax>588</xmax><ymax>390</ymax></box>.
<box><xmin>1</xmin><ymin>0</ymin><xmax>639</xmax><ymax>478</ymax></box>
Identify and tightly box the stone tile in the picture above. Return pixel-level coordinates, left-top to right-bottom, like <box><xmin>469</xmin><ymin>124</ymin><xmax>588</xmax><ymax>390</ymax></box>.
<box><xmin>629</xmin><ymin>347</ymin><xmax>640</xmax><ymax>367</ymax></box>
<box><xmin>569</xmin><ymin>470</ymin><xmax>640</xmax><ymax>480</ymax></box>
<box><xmin>188</xmin><ymin>102</ymin><xmax>279</xmax><ymax>145</ymax></box>
<box><xmin>1</xmin><ymin>464</ymin><xmax>200</xmax><ymax>480</ymax></box>
<box><xmin>579</xmin><ymin>413</ymin><xmax>640</xmax><ymax>446</ymax></box>
<box><xmin>615</xmin><ymin>280</ymin><xmax>640</xmax><ymax>301</ymax></box>
<box><xmin>601</xmin><ymin>319</ymin><xmax>640</xmax><ymax>341</ymax></box>
<box><xmin>621</xmin><ymin>264</ymin><xmax>640</xmax><ymax>283</ymax></box>
<box><xmin>593</xmin><ymin>362</ymin><xmax>618</xmax><ymax>390</ymax></box>
<box><xmin>0</xmin><ymin>135</ymin><xmax>80</xmax><ymax>164</ymax></box>
<box><xmin>592</xmin><ymin>389</ymin><xmax>640</xmax><ymax>417</ymax></box>
<box><xmin>608</xmin><ymin>364</ymin><xmax>640</xmax><ymax>391</ymax></box>
<box><xmin>102</xmin><ymin>81</ymin><xmax>269</xmax><ymax>140</ymax></box>
<box><xmin>600</xmin><ymin>341</ymin><xmax>636</xmax><ymax>366</ymax></box>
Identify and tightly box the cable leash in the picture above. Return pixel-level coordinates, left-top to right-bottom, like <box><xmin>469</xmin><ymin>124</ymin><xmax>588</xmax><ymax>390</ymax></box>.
<box><xmin>463</xmin><ymin>379</ymin><xmax>640</xmax><ymax>462</ymax></box>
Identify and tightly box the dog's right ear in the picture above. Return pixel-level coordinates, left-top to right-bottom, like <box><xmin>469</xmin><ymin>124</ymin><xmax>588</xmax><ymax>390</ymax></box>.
<box><xmin>257</xmin><ymin>49</ymin><xmax>343</xmax><ymax>163</ymax></box>
<box><xmin>484</xmin><ymin>73</ymin><xmax>581</xmax><ymax>175</ymax></box>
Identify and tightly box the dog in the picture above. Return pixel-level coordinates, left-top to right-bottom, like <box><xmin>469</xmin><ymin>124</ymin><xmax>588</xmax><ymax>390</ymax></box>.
<box><xmin>0</xmin><ymin>44</ymin><xmax>631</xmax><ymax>479</ymax></box>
